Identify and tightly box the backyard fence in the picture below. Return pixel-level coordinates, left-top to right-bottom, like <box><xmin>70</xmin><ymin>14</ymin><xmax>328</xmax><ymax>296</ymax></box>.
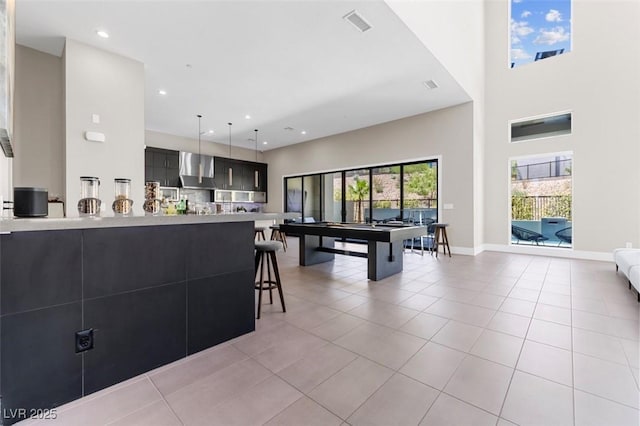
<box><xmin>512</xmin><ymin>195</ymin><xmax>572</xmax><ymax>221</ymax></box>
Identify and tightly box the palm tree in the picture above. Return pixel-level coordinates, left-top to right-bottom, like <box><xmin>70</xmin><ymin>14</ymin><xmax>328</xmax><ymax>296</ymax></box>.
<box><xmin>347</xmin><ymin>177</ymin><xmax>369</xmax><ymax>223</ymax></box>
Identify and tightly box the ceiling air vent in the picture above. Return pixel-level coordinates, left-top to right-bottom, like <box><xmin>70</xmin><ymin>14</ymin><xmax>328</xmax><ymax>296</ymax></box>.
<box><xmin>423</xmin><ymin>80</ymin><xmax>438</xmax><ymax>90</ymax></box>
<box><xmin>343</xmin><ymin>10</ymin><xmax>371</xmax><ymax>33</ymax></box>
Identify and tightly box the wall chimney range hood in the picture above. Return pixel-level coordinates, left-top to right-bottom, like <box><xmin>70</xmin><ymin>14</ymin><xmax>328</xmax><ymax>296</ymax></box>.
<box><xmin>179</xmin><ymin>151</ymin><xmax>215</xmax><ymax>189</ymax></box>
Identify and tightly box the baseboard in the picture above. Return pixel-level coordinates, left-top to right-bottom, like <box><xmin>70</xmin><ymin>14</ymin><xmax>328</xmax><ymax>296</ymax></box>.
<box><xmin>450</xmin><ymin>246</ymin><xmax>476</xmax><ymax>256</ymax></box>
<box><xmin>478</xmin><ymin>243</ymin><xmax>614</xmax><ymax>262</ymax></box>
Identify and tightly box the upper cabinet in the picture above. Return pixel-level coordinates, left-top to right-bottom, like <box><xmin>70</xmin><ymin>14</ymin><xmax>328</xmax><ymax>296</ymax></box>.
<box><xmin>145</xmin><ymin>147</ymin><xmax>180</xmax><ymax>187</ymax></box>
<box><xmin>214</xmin><ymin>157</ymin><xmax>267</xmax><ymax>192</ymax></box>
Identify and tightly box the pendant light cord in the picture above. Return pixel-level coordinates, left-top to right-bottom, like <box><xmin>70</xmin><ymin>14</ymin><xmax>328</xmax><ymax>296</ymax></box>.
<box><xmin>228</xmin><ymin>122</ymin><xmax>232</xmax><ymax>157</ymax></box>
<box><xmin>254</xmin><ymin>129</ymin><xmax>258</xmax><ymax>162</ymax></box>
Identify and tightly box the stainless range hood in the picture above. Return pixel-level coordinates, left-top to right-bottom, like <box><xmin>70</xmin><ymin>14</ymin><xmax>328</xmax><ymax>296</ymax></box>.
<box><xmin>179</xmin><ymin>151</ymin><xmax>215</xmax><ymax>189</ymax></box>
<box><xmin>0</xmin><ymin>0</ymin><xmax>15</xmax><ymax>158</ymax></box>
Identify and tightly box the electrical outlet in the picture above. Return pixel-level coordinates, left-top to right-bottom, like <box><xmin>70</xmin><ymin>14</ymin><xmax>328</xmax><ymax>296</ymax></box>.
<box><xmin>626</xmin><ymin>242</ymin><xmax>633</xmax><ymax>248</ymax></box>
<box><xmin>75</xmin><ymin>329</ymin><xmax>94</xmax><ymax>353</ymax></box>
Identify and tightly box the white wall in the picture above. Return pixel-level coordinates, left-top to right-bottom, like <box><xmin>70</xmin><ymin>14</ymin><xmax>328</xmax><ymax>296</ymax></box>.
<box><xmin>264</xmin><ymin>103</ymin><xmax>475</xmax><ymax>251</ymax></box>
<box><xmin>64</xmin><ymin>39</ymin><xmax>145</xmax><ymax>217</ymax></box>
<box><xmin>13</xmin><ymin>45</ymin><xmax>64</xmax><ymax>198</ymax></box>
<box><xmin>483</xmin><ymin>0</ymin><xmax>640</xmax><ymax>255</ymax></box>
<box><xmin>385</xmin><ymin>0</ymin><xmax>486</xmax><ymax>250</ymax></box>
<box><xmin>145</xmin><ymin>130</ymin><xmax>263</xmax><ymax>163</ymax></box>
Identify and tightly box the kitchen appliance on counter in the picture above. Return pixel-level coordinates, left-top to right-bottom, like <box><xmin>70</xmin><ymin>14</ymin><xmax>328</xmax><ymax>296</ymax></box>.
<box><xmin>112</xmin><ymin>178</ymin><xmax>133</xmax><ymax>215</ymax></box>
<box><xmin>179</xmin><ymin>151</ymin><xmax>215</xmax><ymax>189</ymax></box>
<box><xmin>77</xmin><ymin>176</ymin><xmax>101</xmax><ymax>216</ymax></box>
<box><xmin>13</xmin><ymin>187</ymin><xmax>48</xmax><ymax>217</ymax></box>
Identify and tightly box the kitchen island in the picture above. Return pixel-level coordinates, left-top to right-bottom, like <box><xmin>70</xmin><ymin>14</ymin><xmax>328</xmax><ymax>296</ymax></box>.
<box><xmin>0</xmin><ymin>213</ymin><xmax>295</xmax><ymax>425</ymax></box>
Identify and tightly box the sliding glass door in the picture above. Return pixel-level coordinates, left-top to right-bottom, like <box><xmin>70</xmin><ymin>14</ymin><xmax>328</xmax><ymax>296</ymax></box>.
<box><xmin>284</xmin><ymin>159</ymin><xmax>438</xmax><ymax>225</ymax></box>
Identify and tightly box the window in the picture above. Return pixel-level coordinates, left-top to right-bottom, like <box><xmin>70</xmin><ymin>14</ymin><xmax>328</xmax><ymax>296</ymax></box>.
<box><xmin>511</xmin><ymin>112</ymin><xmax>572</xmax><ymax>143</ymax></box>
<box><xmin>322</xmin><ymin>172</ymin><xmax>343</xmax><ymax>222</ymax></box>
<box><xmin>372</xmin><ymin>166</ymin><xmax>400</xmax><ymax>223</ymax></box>
<box><xmin>510</xmin><ymin>0</ymin><xmax>572</xmax><ymax>68</ymax></box>
<box><xmin>285</xmin><ymin>177</ymin><xmax>302</xmax><ymax>214</ymax></box>
<box><xmin>284</xmin><ymin>159</ymin><xmax>439</xmax><ymax>225</ymax></box>
<box><xmin>511</xmin><ymin>154</ymin><xmax>573</xmax><ymax>247</ymax></box>
<box><xmin>403</xmin><ymin>162</ymin><xmax>438</xmax><ymax>224</ymax></box>
<box><xmin>303</xmin><ymin>175</ymin><xmax>321</xmax><ymax>222</ymax></box>
<box><xmin>345</xmin><ymin>169</ymin><xmax>370</xmax><ymax>223</ymax></box>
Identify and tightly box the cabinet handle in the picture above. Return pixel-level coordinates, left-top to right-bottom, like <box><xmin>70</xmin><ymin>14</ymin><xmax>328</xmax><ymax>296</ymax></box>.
<box><xmin>228</xmin><ymin>168</ymin><xmax>233</xmax><ymax>186</ymax></box>
<box><xmin>255</xmin><ymin>170</ymin><xmax>259</xmax><ymax>188</ymax></box>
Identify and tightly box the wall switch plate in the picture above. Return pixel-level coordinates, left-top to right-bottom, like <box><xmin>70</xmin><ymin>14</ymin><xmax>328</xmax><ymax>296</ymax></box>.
<box><xmin>626</xmin><ymin>242</ymin><xmax>633</xmax><ymax>248</ymax></box>
<box><xmin>92</xmin><ymin>114</ymin><xmax>100</xmax><ymax>124</ymax></box>
<box><xmin>444</xmin><ymin>203</ymin><xmax>454</xmax><ymax>210</ymax></box>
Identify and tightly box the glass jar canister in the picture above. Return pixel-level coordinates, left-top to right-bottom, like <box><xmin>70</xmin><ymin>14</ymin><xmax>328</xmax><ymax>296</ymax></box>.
<box><xmin>113</xmin><ymin>178</ymin><xmax>133</xmax><ymax>215</ymax></box>
<box><xmin>78</xmin><ymin>176</ymin><xmax>101</xmax><ymax>216</ymax></box>
<box><xmin>114</xmin><ymin>178</ymin><xmax>131</xmax><ymax>200</ymax></box>
<box><xmin>80</xmin><ymin>176</ymin><xmax>100</xmax><ymax>199</ymax></box>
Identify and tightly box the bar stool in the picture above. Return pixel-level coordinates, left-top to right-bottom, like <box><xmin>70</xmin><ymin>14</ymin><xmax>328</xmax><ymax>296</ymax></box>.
<box><xmin>433</xmin><ymin>223</ymin><xmax>451</xmax><ymax>257</ymax></box>
<box><xmin>254</xmin><ymin>240</ymin><xmax>286</xmax><ymax>319</ymax></box>
<box><xmin>255</xmin><ymin>227</ymin><xmax>266</xmax><ymax>241</ymax></box>
<box><xmin>269</xmin><ymin>225</ymin><xmax>287</xmax><ymax>252</ymax></box>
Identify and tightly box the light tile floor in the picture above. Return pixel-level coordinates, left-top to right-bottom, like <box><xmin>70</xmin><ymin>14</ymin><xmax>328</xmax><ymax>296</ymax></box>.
<box><xmin>25</xmin><ymin>239</ymin><xmax>640</xmax><ymax>425</ymax></box>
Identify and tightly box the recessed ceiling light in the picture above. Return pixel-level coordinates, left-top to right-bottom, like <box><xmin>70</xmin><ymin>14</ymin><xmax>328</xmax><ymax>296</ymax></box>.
<box><xmin>96</xmin><ymin>30</ymin><xmax>109</xmax><ymax>39</ymax></box>
<box><xmin>245</xmin><ymin>115</ymin><xmax>251</xmax><ymax>119</ymax></box>
<box><xmin>208</xmin><ymin>130</ymin><xmax>214</xmax><ymax>134</ymax></box>
<box><xmin>263</xmin><ymin>141</ymin><xmax>268</xmax><ymax>145</ymax></box>
<box><xmin>158</xmin><ymin>90</ymin><xmax>167</xmax><ymax>95</ymax></box>
<box><xmin>301</xmin><ymin>130</ymin><xmax>307</xmax><ymax>135</ymax></box>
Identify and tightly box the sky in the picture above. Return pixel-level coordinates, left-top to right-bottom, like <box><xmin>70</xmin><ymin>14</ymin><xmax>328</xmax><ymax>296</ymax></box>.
<box><xmin>510</xmin><ymin>0</ymin><xmax>572</xmax><ymax>68</ymax></box>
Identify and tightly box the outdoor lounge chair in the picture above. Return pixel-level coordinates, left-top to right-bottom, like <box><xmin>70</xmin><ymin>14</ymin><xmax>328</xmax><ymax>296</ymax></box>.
<box><xmin>555</xmin><ymin>227</ymin><xmax>572</xmax><ymax>245</ymax></box>
<box><xmin>511</xmin><ymin>225</ymin><xmax>548</xmax><ymax>245</ymax></box>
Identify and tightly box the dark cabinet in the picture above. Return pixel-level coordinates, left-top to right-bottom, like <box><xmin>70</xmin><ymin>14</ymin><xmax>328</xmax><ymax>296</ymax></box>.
<box><xmin>214</xmin><ymin>157</ymin><xmax>267</xmax><ymax>192</ymax></box>
<box><xmin>243</xmin><ymin>162</ymin><xmax>267</xmax><ymax>192</ymax></box>
<box><xmin>145</xmin><ymin>147</ymin><xmax>180</xmax><ymax>187</ymax></box>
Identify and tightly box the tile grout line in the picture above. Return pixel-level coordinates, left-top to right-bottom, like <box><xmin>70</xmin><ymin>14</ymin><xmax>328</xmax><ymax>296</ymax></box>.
<box><xmin>496</xmin><ymin>256</ymin><xmax>547</xmax><ymax>422</ymax></box>
<box><xmin>144</xmin><ymin>374</ymin><xmax>185</xmax><ymax>426</ymax></box>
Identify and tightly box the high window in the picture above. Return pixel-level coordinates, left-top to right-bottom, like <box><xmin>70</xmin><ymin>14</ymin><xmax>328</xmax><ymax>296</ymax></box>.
<box><xmin>510</xmin><ymin>0</ymin><xmax>572</xmax><ymax>68</ymax></box>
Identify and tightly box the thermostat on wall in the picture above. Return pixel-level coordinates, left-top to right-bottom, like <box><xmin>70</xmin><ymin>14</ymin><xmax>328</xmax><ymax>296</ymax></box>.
<box><xmin>84</xmin><ymin>131</ymin><xmax>105</xmax><ymax>143</ymax></box>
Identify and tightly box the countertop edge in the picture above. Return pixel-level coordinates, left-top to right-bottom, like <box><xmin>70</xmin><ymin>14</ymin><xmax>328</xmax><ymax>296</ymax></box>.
<box><xmin>0</xmin><ymin>213</ymin><xmax>299</xmax><ymax>233</ymax></box>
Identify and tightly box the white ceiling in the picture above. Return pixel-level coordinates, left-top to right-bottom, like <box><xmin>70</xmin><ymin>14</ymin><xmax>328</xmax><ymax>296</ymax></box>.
<box><xmin>16</xmin><ymin>0</ymin><xmax>470</xmax><ymax>151</ymax></box>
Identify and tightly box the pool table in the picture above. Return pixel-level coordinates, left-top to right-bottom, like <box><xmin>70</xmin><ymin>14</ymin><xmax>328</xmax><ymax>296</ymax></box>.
<box><xmin>278</xmin><ymin>222</ymin><xmax>428</xmax><ymax>280</ymax></box>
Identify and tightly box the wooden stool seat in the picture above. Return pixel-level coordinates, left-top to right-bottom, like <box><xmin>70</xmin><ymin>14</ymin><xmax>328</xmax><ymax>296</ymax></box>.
<box><xmin>254</xmin><ymin>240</ymin><xmax>285</xmax><ymax>319</ymax></box>
<box><xmin>269</xmin><ymin>225</ymin><xmax>287</xmax><ymax>252</ymax></box>
<box><xmin>255</xmin><ymin>227</ymin><xmax>267</xmax><ymax>241</ymax></box>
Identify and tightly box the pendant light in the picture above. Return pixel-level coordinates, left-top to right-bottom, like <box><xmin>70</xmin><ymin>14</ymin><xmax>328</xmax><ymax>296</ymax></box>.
<box><xmin>197</xmin><ymin>114</ymin><xmax>203</xmax><ymax>183</ymax></box>
<box><xmin>228</xmin><ymin>122</ymin><xmax>232</xmax><ymax>157</ymax></box>
<box><xmin>227</xmin><ymin>122</ymin><xmax>233</xmax><ymax>187</ymax></box>
<box><xmin>254</xmin><ymin>129</ymin><xmax>259</xmax><ymax>188</ymax></box>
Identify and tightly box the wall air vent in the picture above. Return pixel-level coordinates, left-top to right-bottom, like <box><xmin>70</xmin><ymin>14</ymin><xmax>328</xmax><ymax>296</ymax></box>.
<box><xmin>343</xmin><ymin>10</ymin><xmax>372</xmax><ymax>33</ymax></box>
<box><xmin>423</xmin><ymin>80</ymin><xmax>438</xmax><ymax>90</ymax></box>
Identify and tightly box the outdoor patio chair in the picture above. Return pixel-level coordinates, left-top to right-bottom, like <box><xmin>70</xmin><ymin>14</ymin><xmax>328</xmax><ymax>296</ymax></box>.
<box><xmin>555</xmin><ymin>227</ymin><xmax>572</xmax><ymax>245</ymax></box>
<box><xmin>511</xmin><ymin>225</ymin><xmax>549</xmax><ymax>245</ymax></box>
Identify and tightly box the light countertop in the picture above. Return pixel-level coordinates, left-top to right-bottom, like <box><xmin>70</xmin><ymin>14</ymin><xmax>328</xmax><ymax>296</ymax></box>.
<box><xmin>0</xmin><ymin>212</ymin><xmax>299</xmax><ymax>233</ymax></box>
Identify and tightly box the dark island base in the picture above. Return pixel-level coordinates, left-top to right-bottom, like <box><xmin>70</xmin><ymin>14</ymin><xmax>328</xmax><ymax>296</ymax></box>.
<box><xmin>0</xmin><ymin>222</ymin><xmax>255</xmax><ymax>425</ymax></box>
